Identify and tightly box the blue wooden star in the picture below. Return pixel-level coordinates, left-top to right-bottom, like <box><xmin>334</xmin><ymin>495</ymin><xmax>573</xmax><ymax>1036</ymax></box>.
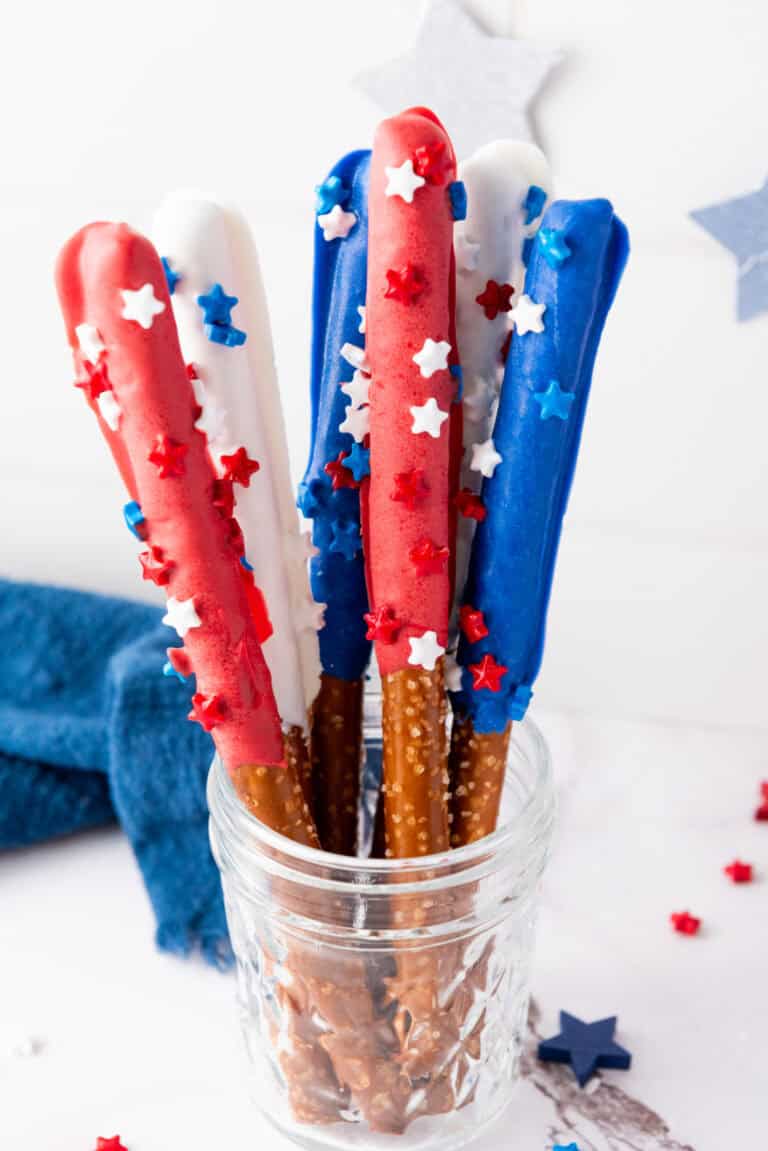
<box><xmin>537</xmin><ymin>227</ymin><xmax>571</xmax><ymax>269</ymax></box>
<box><xmin>534</xmin><ymin>379</ymin><xmax>574</xmax><ymax>421</ymax></box>
<box><xmin>329</xmin><ymin>518</ymin><xmax>362</xmax><ymax>561</ymax></box>
<box><xmin>691</xmin><ymin>178</ymin><xmax>768</xmax><ymax>321</ymax></box>
<box><xmin>538</xmin><ymin>1011</ymin><xmax>631</xmax><ymax>1087</ymax></box>
<box><xmin>315</xmin><ymin>176</ymin><xmax>348</xmax><ymax>215</ymax></box>
<box><xmin>161</xmin><ymin>256</ymin><xmax>181</xmax><ymax>295</ymax></box>
<box><xmin>342</xmin><ymin>442</ymin><xmax>371</xmax><ymax>482</ymax></box>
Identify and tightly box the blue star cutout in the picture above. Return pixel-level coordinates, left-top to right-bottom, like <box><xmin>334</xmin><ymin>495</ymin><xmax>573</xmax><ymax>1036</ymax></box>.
<box><xmin>296</xmin><ymin>477</ymin><xmax>328</xmax><ymax>519</ymax></box>
<box><xmin>691</xmin><ymin>178</ymin><xmax>768</xmax><ymax>321</ymax></box>
<box><xmin>329</xmin><ymin>518</ymin><xmax>361</xmax><ymax>561</ymax></box>
<box><xmin>161</xmin><ymin>256</ymin><xmax>181</xmax><ymax>295</ymax></box>
<box><xmin>123</xmin><ymin>500</ymin><xmax>147</xmax><ymax>541</ymax></box>
<box><xmin>197</xmin><ymin>283</ymin><xmax>247</xmax><ymax>347</ymax></box>
<box><xmin>163</xmin><ymin>658</ymin><xmax>189</xmax><ymax>684</ymax></box>
<box><xmin>448</xmin><ymin>180</ymin><xmax>468</xmax><ymax>221</ymax></box>
<box><xmin>538</xmin><ymin>1011</ymin><xmax>631</xmax><ymax>1087</ymax></box>
<box><xmin>534</xmin><ymin>379</ymin><xmax>574</xmax><ymax>421</ymax></box>
<box><xmin>342</xmin><ymin>442</ymin><xmax>371</xmax><ymax>482</ymax></box>
<box><xmin>537</xmin><ymin>227</ymin><xmax>571</xmax><ymax>269</ymax></box>
<box><xmin>315</xmin><ymin>176</ymin><xmax>348</xmax><ymax>215</ymax></box>
<box><xmin>523</xmin><ymin>183</ymin><xmax>547</xmax><ymax>225</ymax></box>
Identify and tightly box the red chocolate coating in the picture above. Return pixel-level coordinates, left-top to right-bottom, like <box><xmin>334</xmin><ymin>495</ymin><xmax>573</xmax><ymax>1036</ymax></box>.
<box><xmin>56</xmin><ymin>223</ymin><xmax>284</xmax><ymax>767</ymax></box>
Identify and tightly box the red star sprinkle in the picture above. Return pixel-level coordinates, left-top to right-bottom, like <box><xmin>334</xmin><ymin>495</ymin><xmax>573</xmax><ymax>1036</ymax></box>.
<box><xmin>670</xmin><ymin>911</ymin><xmax>701</xmax><ymax>936</ymax></box>
<box><xmin>761</xmin><ymin>781</ymin><xmax>768</xmax><ymax>800</ymax></box>
<box><xmin>95</xmin><ymin>1139</ymin><xmax>128</xmax><ymax>1151</ymax></box>
<box><xmin>459</xmin><ymin>605</ymin><xmax>489</xmax><ymax>643</ymax></box>
<box><xmin>500</xmin><ymin>329</ymin><xmax>513</xmax><ymax>364</ymax></box>
<box><xmin>475</xmin><ymin>280</ymin><xmax>515</xmax><ymax>320</ymax></box>
<box><xmin>468</xmin><ymin>653</ymin><xmax>508</xmax><ymax>692</ymax></box>
<box><xmin>385</xmin><ymin>263</ymin><xmax>427</xmax><ymax>305</ymax></box>
<box><xmin>186</xmin><ymin>363</ymin><xmax>200</xmax><ymax>382</ymax></box>
<box><xmin>724</xmin><ymin>859</ymin><xmax>753</xmax><ymax>883</ymax></box>
<box><xmin>455</xmin><ymin>488</ymin><xmax>487</xmax><ymax>522</ymax></box>
<box><xmin>167</xmin><ymin>647</ymin><xmax>193</xmax><ymax>679</ymax></box>
<box><xmin>755</xmin><ymin>801</ymin><xmax>768</xmax><ymax>822</ymax></box>
<box><xmin>219</xmin><ymin>446</ymin><xmax>260</xmax><ymax>487</ymax></box>
<box><xmin>138</xmin><ymin>546</ymin><xmax>173</xmax><ymax>586</ymax></box>
<box><xmin>392</xmin><ymin>469</ymin><xmax>429</xmax><ymax>510</ymax></box>
<box><xmin>211</xmin><ymin>478</ymin><xmax>235</xmax><ymax>518</ymax></box>
<box><xmin>75</xmin><ymin>360</ymin><xmax>111</xmax><ymax>401</ymax></box>
<box><xmin>189</xmin><ymin>692</ymin><xmax>227</xmax><ymax>731</ymax></box>
<box><xmin>412</xmin><ymin>140</ymin><xmax>452</xmax><ymax>185</ymax></box>
<box><xmin>363</xmin><ymin>604</ymin><xmax>403</xmax><ymax>644</ymax></box>
<box><xmin>148</xmin><ymin>435</ymin><xmax>188</xmax><ymax>478</ymax></box>
<box><xmin>241</xmin><ymin>572</ymin><xmax>273</xmax><ymax>644</ymax></box>
<box><xmin>409</xmin><ymin>536</ymin><xmax>449</xmax><ymax>576</ymax></box>
<box><xmin>324</xmin><ymin>450</ymin><xmax>360</xmax><ymax>490</ymax></box>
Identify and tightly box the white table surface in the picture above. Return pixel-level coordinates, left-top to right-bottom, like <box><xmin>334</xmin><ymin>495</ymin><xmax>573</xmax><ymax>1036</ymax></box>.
<box><xmin>2</xmin><ymin>709</ymin><xmax>766</xmax><ymax>1149</ymax></box>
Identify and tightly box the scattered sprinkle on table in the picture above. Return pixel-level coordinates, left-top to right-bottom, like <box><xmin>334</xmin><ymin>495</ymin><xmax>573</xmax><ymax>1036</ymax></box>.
<box><xmin>670</xmin><ymin>911</ymin><xmax>701</xmax><ymax>935</ymax></box>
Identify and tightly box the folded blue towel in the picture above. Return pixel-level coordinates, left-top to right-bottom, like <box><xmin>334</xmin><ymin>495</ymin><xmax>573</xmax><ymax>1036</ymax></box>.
<box><xmin>0</xmin><ymin>578</ymin><xmax>231</xmax><ymax>968</ymax></box>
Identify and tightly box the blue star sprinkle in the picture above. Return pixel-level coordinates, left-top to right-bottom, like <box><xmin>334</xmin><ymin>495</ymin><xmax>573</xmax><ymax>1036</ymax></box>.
<box><xmin>691</xmin><ymin>178</ymin><xmax>768</xmax><ymax>321</ymax></box>
<box><xmin>315</xmin><ymin>175</ymin><xmax>348</xmax><ymax>215</ymax></box>
<box><xmin>534</xmin><ymin>379</ymin><xmax>574</xmax><ymax>421</ymax></box>
<box><xmin>296</xmin><ymin>477</ymin><xmax>329</xmax><ymax>519</ymax></box>
<box><xmin>197</xmin><ymin>283</ymin><xmax>247</xmax><ymax>347</ymax></box>
<box><xmin>448</xmin><ymin>180</ymin><xmax>468</xmax><ymax>221</ymax></box>
<box><xmin>538</xmin><ymin>1011</ymin><xmax>631</xmax><ymax>1087</ymax></box>
<box><xmin>342</xmin><ymin>442</ymin><xmax>371</xmax><ymax>482</ymax></box>
<box><xmin>123</xmin><ymin>500</ymin><xmax>147</xmax><ymax>541</ymax></box>
<box><xmin>450</xmin><ymin>362</ymin><xmax>464</xmax><ymax>401</ymax></box>
<box><xmin>554</xmin><ymin>1144</ymin><xmax>579</xmax><ymax>1151</ymax></box>
<box><xmin>521</xmin><ymin>236</ymin><xmax>535</xmax><ymax>266</ymax></box>
<box><xmin>205</xmin><ymin>322</ymin><xmax>246</xmax><ymax>348</ymax></box>
<box><xmin>329</xmin><ymin>518</ymin><xmax>362</xmax><ymax>561</ymax></box>
<box><xmin>161</xmin><ymin>256</ymin><xmax>181</xmax><ymax>295</ymax></box>
<box><xmin>163</xmin><ymin>659</ymin><xmax>189</xmax><ymax>683</ymax></box>
<box><xmin>538</xmin><ymin>227</ymin><xmax>572</xmax><ymax>269</ymax></box>
<box><xmin>523</xmin><ymin>183</ymin><xmax>547</xmax><ymax>225</ymax></box>
<box><xmin>240</xmin><ymin>555</ymin><xmax>254</xmax><ymax>572</ymax></box>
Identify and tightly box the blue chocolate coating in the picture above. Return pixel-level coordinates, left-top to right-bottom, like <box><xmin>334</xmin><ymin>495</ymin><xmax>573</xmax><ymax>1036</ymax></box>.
<box><xmin>299</xmin><ymin>150</ymin><xmax>372</xmax><ymax>681</ymax></box>
<box><xmin>457</xmin><ymin>199</ymin><xmax>629</xmax><ymax>730</ymax></box>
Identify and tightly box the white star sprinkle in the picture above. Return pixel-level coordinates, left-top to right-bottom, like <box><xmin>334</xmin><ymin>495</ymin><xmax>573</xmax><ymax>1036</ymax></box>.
<box><xmin>195</xmin><ymin>397</ymin><xmax>229</xmax><ymax>445</ymax></box>
<box><xmin>96</xmin><ymin>390</ymin><xmax>122</xmax><ymax>431</ymax></box>
<box><xmin>407</xmin><ymin>630</ymin><xmax>445</xmax><ymax>672</ymax></box>
<box><xmin>75</xmin><ymin>322</ymin><xmax>105</xmax><ymax>363</ymax></box>
<box><xmin>297</xmin><ymin>598</ymin><xmax>326</xmax><ymax>632</ymax></box>
<box><xmin>444</xmin><ymin>653</ymin><xmax>463</xmax><ymax>692</ymax></box>
<box><xmin>162</xmin><ymin>596</ymin><xmax>201</xmax><ymax>638</ymax></box>
<box><xmin>463</xmin><ymin>376</ymin><xmax>494</xmax><ymax>424</ymax></box>
<box><xmin>121</xmin><ymin>283</ymin><xmax>166</xmax><ymax>330</ymax></box>
<box><xmin>385</xmin><ymin>158</ymin><xmax>426</xmax><ymax>204</ymax></box>
<box><xmin>317</xmin><ymin>204</ymin><xmax>358</xmax><ymax>242</ymax></box>
<box><xmin>455</xmin><ymin>234</ymin><xmax>481</xmax><ymax>273</ymax></box>
<box><xmin>412</xmin><ymin>338</ymin><xmax>451</xmax><ymax>378</ymax></box>
<box><xmin>341</xmin><ymin>370</ymin><xmax>371</xmax><ymax>409</ymax></box>
<box><xmin>357</xmin><ymin>305</ymin><xmax>367</xmax><ymax>333</ymax></box>
<box><xmin>339</xmin><ymin>403</ymin><xmax>370</xmax><ymax>442</ymax></box>
<box><xmin>340</xmin><ymin>342</ymin><xmax>370</xmax><ymax>372</ymax></box>
<box><xmin>509</xmin><ymin>293</ymin><xmax>546</xmax><ymax>335</ymax></box>
<box><xmin>470</xmin><ymin>438</ymin><xmax>503</xmax><ymax>478</ymax></box>
<box><xmin>410</xmin><ymin>396</ymin><xmax>449</xmax><ymax>438</ymax></box>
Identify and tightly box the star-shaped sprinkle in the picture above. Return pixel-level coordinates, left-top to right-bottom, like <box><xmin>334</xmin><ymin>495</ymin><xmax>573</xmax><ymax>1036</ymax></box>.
<box><xmin>340</xmin><ymin>342</ymin><xmax>370</xmax><ymax>372</ymax></box>
<box><xmin>459</xmin><ymin>605</ymin><xmax>488</xmax><ymax>643</ymax></box>
<box><xmin>166</xmin><ymin>647</ymin><xmax>193</xmax><ymax>680</ymax></box>
<box><xmin>756</xmin><ymin>802</ymin><xmax>768</xmax><ymax>822</ymax></box>
<box><xmin>357</xmin><ymin>304</ymin><xmax>367</xmax><ymax>333</ymax></box>
<box><xmin>342</xmin><ymin>441</ymin><xmax>371</xmax><ymax>482</ymax></box>
<box><xmin>475</xmin><ymin>279</ymin><xmax>515</xmax><ymax>320</ymax></box>
<box><xmin>211</xmin><ymin>478</ymin><xmax>235</xmax><ymax>518</ymax></box>
<box><xmin>670</xmin><ymin>911</ymin><xmax>701</xmax><ymax>936</ymax></box>
<box><xmin>363</xmin><ymin>604</ymin><xmax>403</xmax><ymax>644</ymax></box>
<box><xmin>206</xmin><ymin>322</ymin><xmax>246</xmax><ymax>347</ymax></box>
<box><xmin>296</xmin><ymin>597</ymin><xmax>327</xmax><ymax>632</ymax></box>
<box><xmin>219</xmin><ymin>446</ymin><xmax>260</xmax><ymax>487</ymax></box>
<box><xmin>468</xmin><ymin>653</ymin><xmax>508</xmax><ymax>692</ymax></box>
<box><xmin>385</xmin><ymin>158</ymin><xmax>426</xmax><ymax>203</ymax></box>
<box><xmin>315</xmin><ymin>175</ymin><xmax>348</xmax><ymax>215</ymax></box>
<box><xmin>339</xmin><ymin>403</ymin><xmax>370</xmax><ymax>442</ymax></box>
<box><xmin>296</xmin><ymin>477</ymin><xmax>328</xmax><ymax>518</ymax></box>
<box><xmin>120</xmin><ymin>283</ymin><xmax>165</xmax><ymax>329</ymax></box>
<box><xmin>455</xmin><ymin>234</ymin><xmax>481</xmax><ymax>273</ymax></box>
<box><xmin>96</xmin><ymin>390</ymin><xmax>122</xmax><ymax>431</ymax></box>
<box><xmin>534</xmin><ymin>379</ymin><xmax>575</xmax><ymax>421</ymax></box>
<box><xmin>412</xmin><ymin>337</ymin><xmax>451</xmax><ymax>378</ymax></box>
<box><xmin>538</xmin><ymin>1012</ymin><xmax>631</xmax><ymax>1087</ymax></box>
<box><xmin>523</xmin><ymin>183</ymin><xmax>547</xmax><ymax>225</ymax></box>
<box><xmin>509</xmin><ymin>293</ymin><xmax>546</xmax><ymax>335</ymax></box>
<box><xmin>163</xmin><ymin>658</ymin><xmax>189</xmax><ymax>683</ymax></box>
<box><xmin>724</xmin><ymin>859</ymin><xmax>753</xmax><ymax>883</ymax></box>
<box><xmin>392</xmin><ymin>468</ymin><xmax>429</xmax><ymax>509</ymax></box>
<box><xmin>409</xmin><ymin>536</ymin><xmax>449</xmax><ymax>575</ymax></box>
<box><xmin>455</xmin><ymin>487</ymin><xmax>486</xmax><ymax>521</ymax></box>
<box><xmin>324</xmin><ymin>450</ymin><xmax>360</xmax><ymax>490</ymax></box>
<box><xmin>75</xmin><ymin>322</ymin><xmax>105</xmax><ymax>363</ymax></box>
<box><xmin>139</xmin><ymin>546</ymin><xmax>174</xmax><ymax>586</ymax></box>
<box><xmin>341</xmin><ymin>370</ymin><xmax>371</xmax><ymax>408</ymax></box>
<box><xmin>470</xmin><ymin>438</ymin><xmax>502</xmax><ymax>478</ymax></box>
<box><xmin>123</xmin><ymin>500</ymin><xmax>147</xmax><ymax>541</ymax></box>
<box><xmin>691</xmin><ymin>178</ymin><xmax>768</xmax><ymax>321</ymax></box>
<box><xmin>329</xmin><ymin>518</ymin><xmax>361</xmax><ymax>560</ymax></box>
<box><xmin>162</xmin><ymin>596</ymin><xmax>201</xmax><ymax>638</ymax></box>
<box><xmin>448</xmin><ymin>180</ymin><xmax>468</xmax><ymax>221</ymax></box>
<box><xmin>385</xmin><ymin>262</ymin><xmax>427</xmax><ymax>304</ymax></box>
<box><xmin>318</xmin><ymin>204</ymin><xmax>358</xmax><ymax>242</ymax></box>
<box><xmin>538</xmin><ymin>226</ymin><xmax>572</xmax><ymax>268</ymax></box>
<box><xmin>95</xmin><ymin>1138</ymin><xmax>129</xmax><ymax>1151</ymax></box>
<box><xmin>194</xmin><ymin>395</ymin><xmax>228</xmax><ymax>444</ymax></box>
<box><xmin>148</xmin><ymin>434</ymin><xmax>188</xmax><ymax>478</ymax></box>
<box><xmin>410</xmin><ymin>396</ymin><xmax>449</xmax><ymax>438</ymax></box>
<box><xmin>554</xmin><ymin>1144</ymin><xmax>579</xmax><ymax>1151</ymax></box>
<box><xmin>413</xmin><ymin>139</ymin><xmax>452</xmax><ymax>185</ymax></box>
<box><xmin>161</xmin><ymin>256</ymin><xmax>181</xmax><ymax>295</ymax></box>
<box><xmin>189</xmin><ymin>692</ymin><xmax>227</xmax><ymax>732</ymax></box>
<box><xmin>75</xmin><ymin>360</ymin><xmax>111</xmax><ymax>401</ymax></box>
<box><xmin>407</xmin><ymin>629</ymin><xmax>445</xmax><ymax>671</ymax></box>
<box><xmin>197</xmin><ymin>283</ymin><xmax>238</xmax><ymax>326</ymax></box>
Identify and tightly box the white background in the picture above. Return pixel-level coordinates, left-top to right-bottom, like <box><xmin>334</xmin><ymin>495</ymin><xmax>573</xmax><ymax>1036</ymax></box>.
<box><xmin>0</xmin><ymin>0</ymin><xmax>766</xmax><ymax>727</ymax></box>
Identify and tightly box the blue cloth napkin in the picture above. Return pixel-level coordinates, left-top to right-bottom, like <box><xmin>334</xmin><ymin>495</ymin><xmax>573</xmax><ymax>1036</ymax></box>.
<box><xmin>0</xmin><ymin>578</ymin><xmax>231</xmax><ymax>968</ymax></box>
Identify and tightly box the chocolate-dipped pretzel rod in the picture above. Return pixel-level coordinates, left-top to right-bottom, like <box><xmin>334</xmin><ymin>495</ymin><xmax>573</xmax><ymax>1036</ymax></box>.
<box><xmin>56</xmin><ymin>222</ymin><xmax>317</xmax><ymax>844</ymax></box>
<box><xmin>299</xmin><ymin>151</ymin><xmax>373</xmax><ymax>854</ymax></box>
<box><xmin>451</xmin><ymin>199</ymin><xmax>629</xmax><ymax>845</ymax></box>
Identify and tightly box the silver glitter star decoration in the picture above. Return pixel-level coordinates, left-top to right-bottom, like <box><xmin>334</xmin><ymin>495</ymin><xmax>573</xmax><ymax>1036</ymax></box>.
<box><xmin>691</xmin><ymin>178</ymin><xmax>768</xmax><ymax>322</ymax></box>
<box><xmin>354</xmin><ymin>0</ymin><xmax>563</xmax><ymax>160</ymax></box>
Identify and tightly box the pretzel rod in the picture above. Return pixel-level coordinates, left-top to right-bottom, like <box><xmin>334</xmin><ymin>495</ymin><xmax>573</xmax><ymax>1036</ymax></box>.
<box><xmin>300</xmin><ymin>150</ymin><xmax>373</xmax><ymax>853</ymax></box>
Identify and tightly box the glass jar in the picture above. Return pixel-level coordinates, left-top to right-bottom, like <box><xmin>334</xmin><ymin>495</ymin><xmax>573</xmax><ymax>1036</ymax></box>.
<box><xmin>208</xmin><ymin>707</ymin><xmax>554</xmax><ymax>1151</ymax></box>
